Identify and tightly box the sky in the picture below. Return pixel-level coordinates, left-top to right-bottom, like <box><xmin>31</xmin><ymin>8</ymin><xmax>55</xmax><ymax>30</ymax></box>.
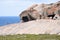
<box><xmin>0</xmin><ymin>0</ymin><xmax>59</xmax><ymax>16</ymax></box>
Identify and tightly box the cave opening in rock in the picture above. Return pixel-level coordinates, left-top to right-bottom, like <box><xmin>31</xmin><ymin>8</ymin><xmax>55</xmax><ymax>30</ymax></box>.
<box><xmin>22</xmin><ymin>16</ymin><xmax>29</xmax><ymax>22</ymax></box>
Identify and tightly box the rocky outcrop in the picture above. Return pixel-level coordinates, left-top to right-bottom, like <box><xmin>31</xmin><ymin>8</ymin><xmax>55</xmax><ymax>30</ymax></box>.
<box><xmin>19</xmin><ymin>9</ymin><xmax>41</xmax><ymax>22</ymax></box>
<box><xmin>0</xmin><ymin>1</ymin><xmax>60</xmax><ymax>35</ymax></box>
<box><xmin>19</xmin><ymin>1</ymin><xmax>60</xmax><ymax>22</ymax></box>
<box><xmin>0</xmin><ymin>19</ymin><xmax>60</xmax><ymax>35</ymax></box>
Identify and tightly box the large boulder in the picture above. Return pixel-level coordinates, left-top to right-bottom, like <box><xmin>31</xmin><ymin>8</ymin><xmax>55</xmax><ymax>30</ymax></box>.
<box><xmin>19</xmin><ymin>9</ymin><xmax>41</xmax><ymax>22</ymax></box>
<box><xmin>19</xmin><ymin>1</ymin><xmax>60</xmax><ymax>22</ymax></box>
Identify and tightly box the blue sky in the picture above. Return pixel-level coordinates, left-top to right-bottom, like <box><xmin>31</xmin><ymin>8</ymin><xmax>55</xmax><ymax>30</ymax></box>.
<box><xmin>0</xmin><ymin>0</ymin><xmax>59</xmax><ymax>16</ymax></box>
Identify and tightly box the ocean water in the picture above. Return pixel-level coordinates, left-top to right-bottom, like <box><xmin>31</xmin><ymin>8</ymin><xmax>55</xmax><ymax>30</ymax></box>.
<box><xmin>0</xmin><ymin>16</ymin><xmax>20</xmax><ymax>26</ymax></box>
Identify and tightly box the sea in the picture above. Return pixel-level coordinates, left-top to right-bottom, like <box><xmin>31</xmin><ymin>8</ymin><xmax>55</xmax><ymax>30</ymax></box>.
<box><xmin>0</xmin><ymin>16</ymin><xmax>20</xmax><ymax>26</ymax></box>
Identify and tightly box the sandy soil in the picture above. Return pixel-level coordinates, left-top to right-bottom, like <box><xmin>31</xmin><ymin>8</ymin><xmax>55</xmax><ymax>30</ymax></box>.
<box><xmin>0</xmin><ymin>19</ymin><xmax>60</xmax><ymax>35</ymax></box>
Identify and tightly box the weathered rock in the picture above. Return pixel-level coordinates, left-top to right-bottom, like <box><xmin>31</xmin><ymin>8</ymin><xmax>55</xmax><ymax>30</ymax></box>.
<box><xmin>0</xmin><ymin>19</ymin><xmax>60</xmax><ymax>35</ymax></box>
<box><xmin>19</xmin><ymin>9</ymin><xmax>41</xmax><ymax>22</ymax></box>
<box><xmin>19</xmin><ymin>1</ymin><xmax>60</xmax><ymax>22</ymax></box>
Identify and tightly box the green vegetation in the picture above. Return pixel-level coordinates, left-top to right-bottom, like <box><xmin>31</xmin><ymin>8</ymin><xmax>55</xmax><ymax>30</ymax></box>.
<box><xmin>0</xmin><ymin>34</ymin><xmax>60</xmax><ymax>40</ymax></box>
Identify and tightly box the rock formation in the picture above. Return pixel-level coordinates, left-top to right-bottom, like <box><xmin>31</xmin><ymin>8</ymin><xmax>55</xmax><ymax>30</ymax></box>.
<box><xmin>19</xmin><ymin>1</ymin><xmax>60</xmax><ymax>22</ymax></box>
<box><xmin>0</xmin><ymin>1</ymin><xmax>60</xmax><ymax>35</ymax></box>
<box><xmin>19</xmin><ymin>9</ymin><xmax>41</xmax><ymax>22</ymax></box>
<box><xmin>0</xmin><ymin>19</ymin><xmax>60</xmax><ymax>35</ymax></box>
